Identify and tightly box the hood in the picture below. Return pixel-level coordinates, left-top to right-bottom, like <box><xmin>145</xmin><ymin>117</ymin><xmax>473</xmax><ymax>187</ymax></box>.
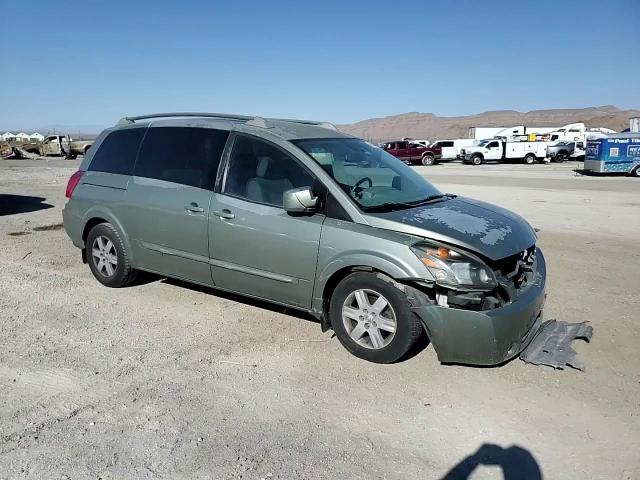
<box><xmin>465</xmin><ymin>145</ymin><xmax>486</xmax><ymax>152</ymax></box>
<box><xmin>364</xmin><ymin>196</ymin><xmax>537</xmax><ymax>261</ymax></box>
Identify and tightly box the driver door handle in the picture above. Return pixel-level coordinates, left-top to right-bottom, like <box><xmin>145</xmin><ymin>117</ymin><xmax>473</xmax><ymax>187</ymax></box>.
<box><xmin>184</xmin><ymin>202</ymin><xmax>204</xmax><ymax>213</ymax></box>
<box><xmin>213</xmin><ymin>209</ymin><xmax>235</xmax><ymax>220</ymax></box>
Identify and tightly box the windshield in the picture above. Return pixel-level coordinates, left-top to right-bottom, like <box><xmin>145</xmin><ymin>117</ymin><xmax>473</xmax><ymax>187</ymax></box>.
<box><xmin>478</xmin><ymin>140</ymin><xmax>490</xmax><ymax>146</ymax></box>
<box><xmin>292</xmin><ymin>138</ymin><xmax>442</xmax><ymax>210</ymax></box>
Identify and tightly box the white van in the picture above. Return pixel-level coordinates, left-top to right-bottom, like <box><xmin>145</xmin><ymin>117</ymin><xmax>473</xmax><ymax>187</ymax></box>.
<box><xmin>430</xmin><ymin>139</ymin><xmax>477</xmax><ymax>161</ymax></box>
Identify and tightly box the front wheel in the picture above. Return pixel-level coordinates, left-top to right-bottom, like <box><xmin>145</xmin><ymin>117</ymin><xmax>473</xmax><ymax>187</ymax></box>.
<box><xmin>524</xmin><ymin>154</ymin><xmax>536</xmax><ymax>165</ymax></box>
<box><xmin>329</xmin><ymin>272</ymin><xmax>423</xmax><ymax>363</ymax></box>
<box><xmin>631</xmin><ymin>166</ymin><xmax>640</xmax><ymax>178</ymax></box>
<box><xmin>471</xmin><ymin>154</ymin><xmax>483</xmax><ymax>165</ymax></box>
<box><xmin>555</xmin><ymin>153</ymin><xmax>566</xmax><ymax>163</ymax></box>
<box><xmin>421</xmin><ymin>155</ymin><xmax>435</xmax><ymax>166</ymax></box>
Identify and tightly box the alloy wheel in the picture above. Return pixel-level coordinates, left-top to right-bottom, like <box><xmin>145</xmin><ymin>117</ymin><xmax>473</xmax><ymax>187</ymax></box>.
<box><xmin>342</xmin><ymin>289</ymin><xmax>397</xmax><ymax>349</ymax></box>
<box><xmin>91</xmin><ymin>235</ymin><xmax>118</xmax><ymax>277</ymax></box>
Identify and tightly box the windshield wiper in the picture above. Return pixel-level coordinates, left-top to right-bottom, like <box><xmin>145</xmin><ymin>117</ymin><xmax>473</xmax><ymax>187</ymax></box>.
<box><xmin>361</xmin><ymin>202</ymin><xmax>417</xmax><ymax>212</ymax></box>
<box><xmin>361</xmin><ymin>194</ymin><xmax>456</xmax><ymax>212</ymax></box>
<box><xmin>407</xmin><ymin>193</ymin><xmax>457</xmax><ymax>206</ymax></box>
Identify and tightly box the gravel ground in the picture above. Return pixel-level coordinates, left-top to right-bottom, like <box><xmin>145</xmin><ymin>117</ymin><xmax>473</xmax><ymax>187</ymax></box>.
<box><xmin>1</xmin><ymin>158</ymin><xmax>639</xmax><ymax>479</ymax></box>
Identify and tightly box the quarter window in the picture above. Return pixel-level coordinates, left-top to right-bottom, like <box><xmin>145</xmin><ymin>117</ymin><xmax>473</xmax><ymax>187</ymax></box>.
<box><xmin>88</xmin><ymin>128</ymin><xmax>146</xmax><ymax>176</ymax></box>
<box><xmin>134</xmin><ymin>127</ymin><xmax>228</xmax><ymax>189</ymax></box>
<box><xmin>223</xmin><ymin>135</ymin><xmax>315</xmax><ymax>207</ymax></box>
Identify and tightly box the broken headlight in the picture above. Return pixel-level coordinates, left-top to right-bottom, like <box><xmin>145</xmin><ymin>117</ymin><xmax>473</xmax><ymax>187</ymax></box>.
<box><xmin>411</xmin><ymin>243</ymin><xmax>497</xmax><ymax>289</ymax></box>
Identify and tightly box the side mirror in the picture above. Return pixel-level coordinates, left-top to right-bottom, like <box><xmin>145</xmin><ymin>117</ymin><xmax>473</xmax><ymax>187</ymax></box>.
<box><xmin>283</xmin><ymin>186</ymin><xmax>318</xmax><ymax>214</ymax></box>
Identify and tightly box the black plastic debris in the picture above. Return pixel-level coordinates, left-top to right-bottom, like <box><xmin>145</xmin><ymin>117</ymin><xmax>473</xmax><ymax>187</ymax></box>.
<box><xmin>520</xmin><ymin>320</ymin><xmax>593</xmax><ymax>371</ymax></box>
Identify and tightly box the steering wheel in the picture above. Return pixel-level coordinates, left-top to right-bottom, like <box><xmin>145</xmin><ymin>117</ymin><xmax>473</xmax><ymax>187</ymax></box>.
<box><xmin>350</xmin><ymin>177</ymin><xmax>373</xmax><ymax>198</ymax></box>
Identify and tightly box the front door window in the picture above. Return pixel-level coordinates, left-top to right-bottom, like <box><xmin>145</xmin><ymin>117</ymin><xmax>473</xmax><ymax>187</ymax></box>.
<box><xmin>223</xmin><ymin>135</ymin><xmax>316</xmax><ymax>207</ymax></box>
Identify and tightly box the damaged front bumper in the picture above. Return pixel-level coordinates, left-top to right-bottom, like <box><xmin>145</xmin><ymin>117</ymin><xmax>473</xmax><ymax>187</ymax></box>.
<box><xmin>412</xmin><ymin>249</ymin><xmax>547</xmax><ymax>365</ymax></box>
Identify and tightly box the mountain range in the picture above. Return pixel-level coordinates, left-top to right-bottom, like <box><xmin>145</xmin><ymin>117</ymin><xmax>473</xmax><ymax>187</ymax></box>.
<box><xmin>338</xmin><ymin>106</ymin><xmax>639</xmax><ymax>142</ymax></box>
<box><xmin>3</xmin><ymin>106</ymin><xmax>638</xmax><ymax>142</ymax></box>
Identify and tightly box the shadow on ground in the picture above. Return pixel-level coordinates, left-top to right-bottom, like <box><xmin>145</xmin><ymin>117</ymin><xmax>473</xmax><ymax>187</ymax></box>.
<box><xmin>131</xmin><ymin>273</ymin><xmax>431</xmax><ymax>360</ymax></box>
<box><xmin>573</xmin><ymin>168</ymin><xmax>630</xmax><ymax>177</ymax></box>
<box><xmin>159</xmin><ymin>275</ymin><xmax>319</xmax><ymax>324</ymax></box>
<box><xmin>441</xmin><ymin>443</ymin><xmax>542</xmax><ymax>480</ymax></box>
<box><xmin>0</xmin><ymin>194</ymin><xmax>53</xmax><ymax>216</ymax></box>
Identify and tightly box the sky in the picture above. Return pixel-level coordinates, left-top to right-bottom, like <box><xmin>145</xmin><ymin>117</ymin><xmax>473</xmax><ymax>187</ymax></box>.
<box><xmin>1</xmin><ymin>0</ymin><xmax>639</xmax><ymax>130</ymax></box>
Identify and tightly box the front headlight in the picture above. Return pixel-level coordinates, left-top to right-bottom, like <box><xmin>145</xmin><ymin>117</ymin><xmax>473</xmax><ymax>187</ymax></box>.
<box><xmin>411</xmin><ymin>243</ymin><xmax>497</xmax><ymax>289</ymax></box>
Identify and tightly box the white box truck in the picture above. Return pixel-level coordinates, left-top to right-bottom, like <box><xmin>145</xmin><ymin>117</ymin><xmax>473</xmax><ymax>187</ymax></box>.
<box><xmin>463</xmin><ymin>137</ymin><xmax>549</xmax><ymax>165</ymax></box>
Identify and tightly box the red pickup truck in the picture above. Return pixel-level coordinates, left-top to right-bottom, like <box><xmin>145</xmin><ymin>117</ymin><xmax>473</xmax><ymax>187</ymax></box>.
<box><xmin>382</xmin><ymin>140</ymin><xmax>441</xmax><ymax>166</ymax></box>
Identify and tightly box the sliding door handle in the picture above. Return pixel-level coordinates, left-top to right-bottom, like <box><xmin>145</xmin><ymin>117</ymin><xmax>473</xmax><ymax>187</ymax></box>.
<box><xmin>184</xmin><ymin>202</ymin><xmax>204</xmax><ymax>213</ymax></box>
<box><xmin>213</xmin><ymin>209</ymin><xmax>235</xmax><ymax>220</ymax></box>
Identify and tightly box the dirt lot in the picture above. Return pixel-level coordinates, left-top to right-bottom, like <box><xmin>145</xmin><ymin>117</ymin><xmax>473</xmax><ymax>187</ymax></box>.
<box><xmin>1</xmin><ymin>158</ymin><xmax>639</xmax><ymax>479</ymax></box>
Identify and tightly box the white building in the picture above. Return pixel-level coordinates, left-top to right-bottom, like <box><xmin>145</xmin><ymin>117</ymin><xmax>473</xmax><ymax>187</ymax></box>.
<box><xmin>29</xmin><ymin>132</ymin><xmax>45</xmax><ymax>142</ymax></box>
<box><xmin>1</xmin><ymin>132</ymin><xmax>16</xmax><ymax>141</ymax></box>
<box><xmin>15</xmin><ymin>132</ymin><xmax>30</xmax><ymax>142</ymax></box>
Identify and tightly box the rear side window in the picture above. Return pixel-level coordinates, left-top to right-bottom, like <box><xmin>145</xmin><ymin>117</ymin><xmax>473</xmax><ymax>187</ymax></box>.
<box><xmin>440</xmin><ymin>141</ymin><xmax>454</xmax><ymax>147</ymax></box>
<box><xmin>88</xmin><ymin>128</ymin><xmax>146</xmax><ymax>175</ymax></box>
<box><xmin>134</xmin><ymin>127</ymin><xmax>229</xmax><ymax>189</ymax></box>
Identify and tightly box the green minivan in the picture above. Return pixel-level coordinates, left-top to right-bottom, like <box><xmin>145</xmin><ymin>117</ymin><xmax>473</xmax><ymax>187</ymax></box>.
<box><xmin>63</xmin><ymin>113</ymin><xmax>546</xmax><ymax>365</ymax></box>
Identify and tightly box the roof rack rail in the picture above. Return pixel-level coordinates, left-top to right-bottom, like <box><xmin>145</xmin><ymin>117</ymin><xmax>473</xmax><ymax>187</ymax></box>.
<box><xmin>117</xmin><ymin>112</ymin><xmax>254</xmax><ymax>125</ymax></box>
<box><xmin>270</xmin><ymin>118</ymin><xmax>338</xmax><ymax>131</ymax></box>
<box><xmin>116</xmin><ymin>112</ymin><xmax>338</xmax><ymax>131</ymax></box>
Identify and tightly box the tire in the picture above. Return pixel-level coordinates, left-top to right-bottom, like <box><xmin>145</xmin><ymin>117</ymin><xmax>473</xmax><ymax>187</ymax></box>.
<box><xmin>86</xmin><ymin>223</ymin><xmax>137</xmax><ymax>287</ymax></box>
<box><xmin>524</xmin><ymin>154</ymin><xmax>536</xmax><ymax>165</ymax></box>
<box><xmin>329</xmin><ymin>272</ymin><xmax>423</xmax><ymax>363</ymax></box>
<box><xmin>421</xmin><ymin>154</ymin><xmax>435</xmax><ymax>166</ymax></box>
<box><xmin>471</xmin><ymin>154</ymin><xmax>483</xmax><ymax>166</ymax></box>
<box><xmin>555</xmin><ymin>152</ymin><xmax>566</xmax><ymax>163</ymax></box>
<box><xmin>631</xmin><ymin>166</ymin><xmax>640</xmax><ymax>178</ymax></box>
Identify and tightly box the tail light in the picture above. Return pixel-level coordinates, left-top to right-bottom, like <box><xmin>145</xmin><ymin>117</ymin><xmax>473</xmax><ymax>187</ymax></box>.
<box><xmin>65</xmin><ymin>170</ymin><xmax>85</xmax><ymax>198</ymax></box>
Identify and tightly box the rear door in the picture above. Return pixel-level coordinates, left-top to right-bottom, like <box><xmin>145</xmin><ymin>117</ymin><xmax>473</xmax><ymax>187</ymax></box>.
<box><xmin>124</xmin><ymin>126</ymin><xmax>229</xmax><ymax>285</ymax></box>
<box><xmin>395</xmin><ymin>141</ymin><xmax>411</xmax><ymax>162</ymax></box>
<box><xmin>209</xmin><ymin>134</ymin><xmax>324</xmax><ymax>307</ymax></box>
<box><xmin>439</xmin><ymin>141</ymin><xmax>455</xmax><ymax>159</ymax></box>
<box><xmin>385</xmin><ymin>142</ymin><xmax>400</xmax><ymax>159</ymax></box>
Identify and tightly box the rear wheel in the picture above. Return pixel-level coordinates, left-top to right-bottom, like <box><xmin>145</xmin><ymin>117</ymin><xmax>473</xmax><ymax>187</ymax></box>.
<box><xmin>471</xmin><ymin>154</ymin><xmax>483</xmax><ymax>165</ymax></box>
<box><xmin>421</xmin><ymin>154</ymin><xmax>435</xmax><ymax>166</ymax></box>
<box><xmin>86</xmin><ymin>223</ymin><xmax>137</xmax><ymax>287</ymax></box>
<box><xmin>524</xmin><ymin>154</ymin><xmax>536</xmax><ymax>165</ymax></box>
<box><xmin>555</xmin><ymin>152</ymin><xmax>566</xmax><ymax>163</ymax></box>
<box><xmin>631</xmin><ymin>166</ymin><xmax>640</xmax><ymax>178</ymax></box>
<box><xmin>329</xmin><ymin>272</ymin><xmax>423</xmax><ymax>363</ymax></box>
